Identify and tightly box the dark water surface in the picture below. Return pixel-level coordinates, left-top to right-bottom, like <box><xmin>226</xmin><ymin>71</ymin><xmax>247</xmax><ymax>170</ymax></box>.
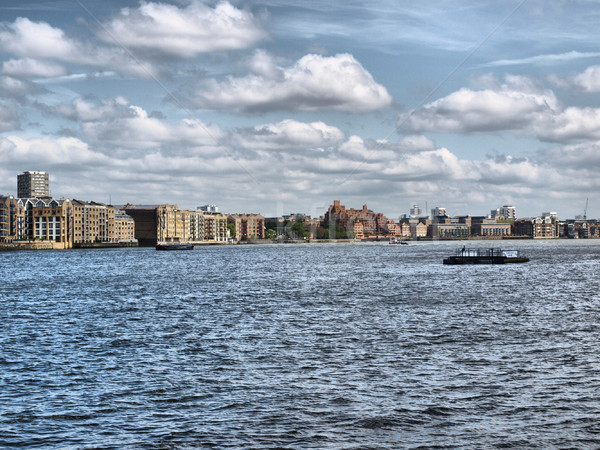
<box><xmin>1</xmin><ymin>240</ymin><xmax>600</xmax><ymax>448</ymax></box>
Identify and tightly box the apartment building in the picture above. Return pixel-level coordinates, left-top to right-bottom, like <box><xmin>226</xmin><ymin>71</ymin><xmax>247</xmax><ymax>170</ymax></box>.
<box><xmin>0</xmin><ymin>196</ymin><xmax>24</xmax><ymax>242</ymax></box>
<box><xmin>115</xmin><ymin>210</ymin><xmax>136</xmax><ymax>242</ymax></box>
<box><xmin>228</xmin><ymin>213</ymin><xmax>265</xmax><ymax>240</ymax></box>
<box><xmin>72</xmin><ymin>200</ymin><xmax>116</xmax><ymax>243</ymax></box>
<box><xmin>22</xmin><ymin>198</ymin><xmax>73</xmax><ymax>246</ymax></box>
<box><xmin>17</xmin><ymin>171</ymin><xmax>50</xmax><ymax>198</ymax></box>
<box><xmin>203</xmin><ymin>212</ymin><xmax>228</xmax><ymax>242</ymax></box>
<box><xmin>514</xmin><ymin>216</ymin><xmax>560</xmax><ymax>238</ymax></box>
<box><xmin>124</xmin><ymin>204</ymin><xmax>228</xmax><ymax>245</ymax></box>
<box><xmin>323</xmin><ymin>200</ymin><xmax>390</xmax><ymax>235</ymax></box>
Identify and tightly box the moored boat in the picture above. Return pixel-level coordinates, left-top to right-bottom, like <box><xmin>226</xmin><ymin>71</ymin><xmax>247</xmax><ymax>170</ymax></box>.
<box><xmin>443</xmin><ymin>247</ymin><xmax>529</xmax><ymax>265</ymax></box>
<box><xmin>156</xmin><ymin>242</ymin><xmax>194</xmax><ymax>250</ymax></box>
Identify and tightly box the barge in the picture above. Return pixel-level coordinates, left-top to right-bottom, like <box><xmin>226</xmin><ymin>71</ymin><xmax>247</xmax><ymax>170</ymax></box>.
<box><xmin>443</xmin><ymin>247</ymin><xmax>529</xmax><ymax>265</ymax></box>
<box><xmin>156</xmin><ymin>242</ymin><xmax>194</xmax><ymax>250</ymax></box>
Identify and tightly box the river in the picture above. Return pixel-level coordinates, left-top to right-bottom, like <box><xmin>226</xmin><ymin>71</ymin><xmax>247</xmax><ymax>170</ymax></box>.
<box><xmin>1</xmin><ymin>240</ymin><xmax>599</xmax><ymax>447</ymax></box>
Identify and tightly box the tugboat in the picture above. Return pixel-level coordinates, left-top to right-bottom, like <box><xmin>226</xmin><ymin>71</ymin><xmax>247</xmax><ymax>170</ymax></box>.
<box><xmin>443</xmin><ymin>247</ymin><xmax>529</xmax><ymax>265</ymax></box>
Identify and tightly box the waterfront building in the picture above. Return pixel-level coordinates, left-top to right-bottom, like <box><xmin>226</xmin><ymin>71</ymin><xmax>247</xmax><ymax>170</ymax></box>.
<box><xmin>386</xmin><ymin>221</ymin><xmax>402</xmax><ymax>237</ymax></box>
<box><xmin>115</xmin><ymin>210</ymin><xmax>136</xmax><ymax>242</ymax></box>
<box><xmin>228</xmin><ymin>213</ymin><xmax>265</xmax><ymax>241</ymax></box>
<box><xmin>72</xmin><ymin>200</ymin><xmax>115</xmax><ymax>243</ymax></box>
<box><xmin>124</xmin><ymin>204</ymin><xmax>228</xmax><ymax>245</ymax></box>
<box><xmin>28</xmin><ymin>198</ymin><xmax>73</xmax><ymax>247</ymax></box>
<box><xmin>514</xmin><ymin>216</ymin><xmax>560</xmax><ymax>238</ymax></box>
<box><xmin>17</xmin><ymin>171</ymin><xmax>50</xmax><ymax>198</ymax></box>
<box><xmin>471</xmin><ymin>217</ymin><xmax>512</xmax><ymax>237</ymax></box>
<box><xmin>430</xmin><ymin>221</ymin><xmax>470</xmax><ymax>238</ymax></box>
<box><xmin>323</xmin><ymin>200</ymin><xmax>390</xmax><ymax>236</ymax></box>
<box><xmin>398</xmin><ymin>218</ymin><xmax>428</xmax><ymax>238</ymax></box>
<box><xmin>203</xmin><ymin>211</ymin><xmax>228</xmax><ymax>242</ymax></box>
<box><xmin>353</xmin><ymin>220</ymin><xmax>365</xmax><ymax>240</ymax></box>
<box><xmin>0</xmin><ymin>196</ymin><xmax>25</xmax><ymax>242</ymax></box>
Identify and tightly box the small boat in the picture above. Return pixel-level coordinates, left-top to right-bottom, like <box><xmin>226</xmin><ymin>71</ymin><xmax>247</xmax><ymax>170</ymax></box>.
<box><xmin>389</xmin><ymin>238</ymin><xmax>408</xmax><ymax>245</ymax></box>
<box><xmin>156</xmin><ymin>242</ymin><xmax>194</xmax><ymax>250</ymax></box>
<box><xmin>443</xmin><ymin>247</ymin><xmax>529</xmax><ymax>265</ymax></box>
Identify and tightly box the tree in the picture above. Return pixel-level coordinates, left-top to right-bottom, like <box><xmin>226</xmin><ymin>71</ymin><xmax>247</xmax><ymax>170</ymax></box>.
<box><xmin>227</xmin><ymin>223</ymin><xmax>236</xmax><ymax>238</ymax></box>
<box><xmin>291</xmin><ymin>219</ymin><xmax>309</xmax><ymax>239</ymax></box>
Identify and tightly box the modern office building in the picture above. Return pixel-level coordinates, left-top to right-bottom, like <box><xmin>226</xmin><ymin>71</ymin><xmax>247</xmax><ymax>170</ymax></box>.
<box><xmin>17</xmin><ymin>171</ymin><xmax>50</xmax><ymax>198</ymax></box>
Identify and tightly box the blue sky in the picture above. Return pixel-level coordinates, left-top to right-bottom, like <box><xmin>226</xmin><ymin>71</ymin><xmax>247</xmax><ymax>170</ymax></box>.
<box><xmin>1</xmin><ymin>0</ymin><xmax>600</xmax><ymax>219</ymax></box>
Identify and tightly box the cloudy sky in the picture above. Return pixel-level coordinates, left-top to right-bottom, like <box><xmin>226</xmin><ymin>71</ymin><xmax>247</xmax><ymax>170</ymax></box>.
<box><xmin>1</xmin><ymin>0</ymin><xmax>600</xmax><ymax>219</ymax></box>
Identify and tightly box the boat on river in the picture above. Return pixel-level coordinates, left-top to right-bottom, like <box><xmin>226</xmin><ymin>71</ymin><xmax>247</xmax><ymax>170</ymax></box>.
<box><xmin>156</xmin><ymin>242</ymin><xmax>194</xmax><ymax>250</ymax></box>
<box><xmin>443</xmin><ymin>247</ymin><xmax>529</xmax><ymax>265</ymax></box>
<box><xmin>389</xmin><ymin>237</ymin><xmax>408</xmax><ymax>245</ymax></box>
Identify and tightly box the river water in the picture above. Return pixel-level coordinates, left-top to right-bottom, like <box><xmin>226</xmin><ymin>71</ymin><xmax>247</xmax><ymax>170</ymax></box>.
<box><xmin>1</xmin><ymin>240</ymin><xmax>600</xmax><ymax>448</ymax></box>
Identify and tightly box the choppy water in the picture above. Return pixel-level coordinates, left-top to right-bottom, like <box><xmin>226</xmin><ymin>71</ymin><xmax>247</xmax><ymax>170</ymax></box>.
<box><xmin>1</xmin><ymin>240</ymin><xmax>600</xmax><ymax>448</ymax></box>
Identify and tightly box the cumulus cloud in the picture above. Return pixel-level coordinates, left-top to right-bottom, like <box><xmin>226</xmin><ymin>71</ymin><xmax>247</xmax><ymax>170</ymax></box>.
<box><xmin>80</xmin><ymin>104</ymin><xmax>226</xmax><ymax>156</ymax></box>
<box><xmin>398</xmin><ymin>82</ymin><xmax>559</xmax><ymax>134</ymax></box>
<box><xmin>540</xmin><ymin>141</ymin><xmax>600</xmax><ymax>170</ymax></box>
<box><xmin>55</xmin><ymin>97</ymin><xmax>135</xmax><ymax>122</ymax></box>
<box><xmin>2</xmin><ymin>57</ymin><xmax>66</xmax><ymax>78</ymax></box>
<box><xmin>0</xmin><ymin>135</ymin><xmax>109</xmax><ymax>166</ymax></box>
<box><xmin>179</xmin><ymin>53</ymin><xmax>392</xmax><ymax>113</ymax></box>
<box><xmin>573</xmin><ymin>65</ymin><xmax>600</xmax><ymax>92</ymax></box>
<box><xmin>0</xmin><ymin>18</ymin><xmax>82</xmax><ymax>61</ymax></box>
<box><xmin>0</xmin><ymin>75</ymin><xmax>44</xmax><ymax>99</ymax></box>
<box><xmin>0</xmin><ymin>17</ymin><xmax>162</xmax><ymax>78</ymax></box>
<box><xmin>541</xmin><ymin>107</ymin><xmax>600</xmax><ymax>142</ymax></box>
<box><xmin>100</xmin><ymin>1</ymin><xmax>267</xmax><ymax>59</ymax></box>
<box><xmin>235</xmin><ymin>119</ymin><xmax>345</xmax><ymax>151</ymax></box>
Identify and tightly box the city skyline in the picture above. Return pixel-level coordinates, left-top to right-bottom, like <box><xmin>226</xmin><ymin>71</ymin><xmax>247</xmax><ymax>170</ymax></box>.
<box><xmin>1</xmin><ymin>1</ymin><xmax>600</xmax><ymax>219</ymax></box>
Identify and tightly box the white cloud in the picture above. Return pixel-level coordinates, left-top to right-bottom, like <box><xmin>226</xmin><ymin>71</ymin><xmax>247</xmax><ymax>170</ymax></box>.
<box><xmin>100</xmin><ymin>1</ymin><xmax>267</xmax><ymax>58</ymax></box>
<box><xmin>235</xmin><ymin>119</ymin><xmax>345</xmax><ymax>151</ymax></box>
<box><xmin>55</xmin><ymin>97</ymin><xmax>133</xmax><ymax>122</ymax></box>
<box><xmin>0</xmin><ymin>18</ymin><xmax>81</xmax><ymax>61</ymax></box>
<box><xmin>0</xmin><ymin>135</ymin><xmax>109</xmax><ymax>165</ymax></box>
<box><xmin>0</xmin><ymin>75</ymin><xmax>44</xmax><ymax>98</ymax></box>
<box><xmin>0</xmin><ymin>17</ymin><xmax>161</xmax><ymax>78</ymax></box>
<box><xmin>2</xmin><ymin>57</ymin><xmax>66</xmax><ymax>78</ymax></box>
<box><xmin>484</xmin><ymin>51</ymin><xmax>600</xmax><ymax>68</ymax></box>
<box><xmin>399</xmin><ymin>84</ymin><xmax>558</xmax><ymax>134</ymax></box>
<box><xmin>80</xmin><ymin>105</ymin><xmax>226</xmax><ymax>155</ymax></box>
<box><xmin>573</xmin><ymin>65</ymin><xmax>600</xmax><ymax>92</ymax></box>
<box><xmin>540</xmin><ymin>107</ymin><xmax>600</xmax><ymax>142</ymax></box>
<box><xmin>182</xmin><ymin>53</ymin><xmax>392</xmax><ymax>113</ymax></box>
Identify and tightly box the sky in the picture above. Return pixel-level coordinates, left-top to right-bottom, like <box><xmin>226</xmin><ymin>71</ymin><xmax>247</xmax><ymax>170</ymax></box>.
<box><xmin>1</xmin><ymin>0</ymin><xmax>600</xmax><ymax>219</ymax></box>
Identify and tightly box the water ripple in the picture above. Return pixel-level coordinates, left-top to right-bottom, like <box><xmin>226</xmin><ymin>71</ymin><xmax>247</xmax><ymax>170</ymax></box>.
<box><xmin>1</xmin><ymin>242</ymin><xmax>600</xmax><ymax>447</ymax></box>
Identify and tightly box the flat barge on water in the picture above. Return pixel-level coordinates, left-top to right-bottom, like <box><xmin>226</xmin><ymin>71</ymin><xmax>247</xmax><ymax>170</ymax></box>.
<box><xmin>443</xmin><ymin>247</ymin><xmax>529</xmax><ymax>265</ymax></box>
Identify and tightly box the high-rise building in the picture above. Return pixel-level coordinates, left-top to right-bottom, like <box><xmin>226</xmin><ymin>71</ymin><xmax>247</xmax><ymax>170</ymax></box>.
<box><xmin>17</xmin><ymin>171</ymin><xmax>49</xmax><ymax>198</ymax></box>
<box><xmin>198</xmin><ymin>204</ymin><xmax>219</xmax><ymax>212</ymax></box>
<box><xmin>500</xmin><ymin>205</ymin><xmax>516</xmax><ymax>220</ymax></box>
<box><xmin>431</xmin><ymin>207</ymin><xmax>447</xmax><ymax>218</ymax></box>
<box><xmin>410</xmin><ymin>204</ymin><xmax>423</xmax><ymax>218</ymax></box>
